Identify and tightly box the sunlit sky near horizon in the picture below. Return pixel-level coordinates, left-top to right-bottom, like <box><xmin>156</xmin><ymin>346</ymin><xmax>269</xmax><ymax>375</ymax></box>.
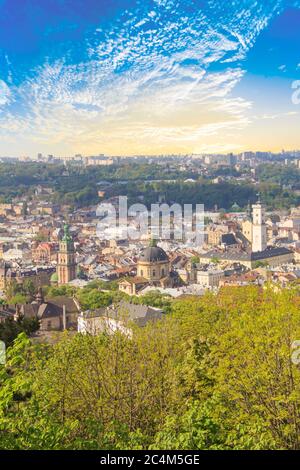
<box><xmin>0</xmin><ymin>0</ymin><xmax>300</xmax><ymax>156</ymax></box>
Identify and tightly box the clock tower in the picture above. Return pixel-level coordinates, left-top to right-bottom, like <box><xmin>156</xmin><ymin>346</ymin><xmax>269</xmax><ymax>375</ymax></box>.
<box><xmin>57</xmin><ymin>224</ymin><xmax>76</xmax><ymax>285</ymax></box>
<box><xmin>252</xmin><ymin>196</ymin><xmax>267</xmax><ymax>253</ymax></box>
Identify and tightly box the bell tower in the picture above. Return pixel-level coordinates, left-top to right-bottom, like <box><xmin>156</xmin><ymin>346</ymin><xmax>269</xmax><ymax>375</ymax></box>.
<box><xmin>252</xmin><ymin>196</ymin><xmax>267</xmax><ymax>253</ymax></box>
<box><xmin>57</xmin><ymin>224</ymin><xmax>76</xmax><ymax>285</ymax></box>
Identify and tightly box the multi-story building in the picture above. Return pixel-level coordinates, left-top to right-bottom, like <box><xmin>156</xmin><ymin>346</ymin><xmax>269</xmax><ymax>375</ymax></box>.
<box><xmin>197</xmin><ymin>270</ymin><xmax>224</xmax><ymax>289</ymax></box>
<box><xmin>0</xmin><ymin>262</ymin><xmax>55</xmax><ymax>292</ymax></box>
<box><xmin>32</xmin><ymin>242</ymin><xmax>58</xmax><ymax>264</ymax></box>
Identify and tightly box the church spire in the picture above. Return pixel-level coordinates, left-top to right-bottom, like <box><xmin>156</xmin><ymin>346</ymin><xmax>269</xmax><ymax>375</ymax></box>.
<box><xmin>62</xmin><ymin>223</ymin><xmax>72</xmax><ymax>242</ymax></box>
<box><xmin>57</xmin><ymin>222</ymin><xmax>76</xmax><ymax>284</ymax></box>
<box><xmin>252</xmin><ymin>198</ymin><xmax>267</xmax><ymax>253</ymax></box>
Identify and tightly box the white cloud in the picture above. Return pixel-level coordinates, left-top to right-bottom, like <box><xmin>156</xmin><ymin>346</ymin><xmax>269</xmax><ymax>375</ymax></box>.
<box><xmin>0</xmin><ymin>0</ymin><xmax>292</xmax><ymax>154</ymax></box>
<box><xmin>0</xmin><ymin>80</ymin><xmax>11</xmax><ymax>106</ymax></box>
<box><xmin>256</xmin><ymin>111</ymin><xmax>299</xmax><ymax>120</ymax></box>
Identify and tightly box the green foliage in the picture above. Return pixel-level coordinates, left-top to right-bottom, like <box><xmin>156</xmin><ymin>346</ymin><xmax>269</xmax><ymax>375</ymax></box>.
<box><xmin>2</xmin><ymin>286</ymin><xmax>300</xmax><ymax>450</ymax></box>
<box><xmin>84</xmin><ymin>280</ymin><xmax>119</xmax><ymax>291</ymax></box>
<box><xmin>255</xmin><ymin>164</ymin><xmax>300</xmax><ymax>210</ymax></box>
<box><xmin>113</xmin><ymin>180</ymin><xmax>256</xmax><ymax>210</ymax></box>
<box><xmin>257</xmin><ymin>163</ymin><xmax>300</xmax><ymax>187</ymax></box>
<box><xmin>131</xmin><ymin>290</ymin><xmax>172</xmax><ymax>312</ymax></box>
<box><xmin>45</xmin><ymin>285</ymin><xmax>77</xmax><ymax>298</ymax></box>
<box><xmin>5</xmin><ymin>279</ymin><xmax>36</xmax><ymax>304</ymax></box>
<box><xmin>253</xmin><ymin>261</ymin><xmax>269</xmax><ymax>269</ymax></box>
<box><xmin>0</xmin><ymin>161</ymin><xmax>297</xmax><ymax>210</ymax></box>
<box><xmin>0</xmin><ymin>317</ymin><xmax>40</xmax><ymax>347</ymax></box>
<box><xmin>34</xmin><ymin>233</ymin><xmax>49</xmax><ymax>242</ymax></box>
<box><xmin>77</xmin><ymin>289</ymin><xmax>114</xmax><ymax>310</ymax></box>
<box><xmin>8</xmin><ymin>293</ymin><xmax>28</xmax><ymax>305</ymax></box>
<box><xmin>22</xmin><ymin>280</ymin><xmax>36</xmax><ymax>298</ymax></box>
<box><xmin>75</xmin><ymin>280</ymin><xmax>128</xmax><ymax>310</ymax></box>
<box><xmin>152</xmin><ymin>399</ymin><xmax>225</xmax><ymax>450</ymax></box>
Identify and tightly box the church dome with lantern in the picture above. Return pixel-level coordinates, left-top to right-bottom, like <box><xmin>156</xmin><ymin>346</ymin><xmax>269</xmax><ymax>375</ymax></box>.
<box><xmin>137</xmin><ymin>240</ymin><xmax>170</xmax><ymax>282</ymax></box>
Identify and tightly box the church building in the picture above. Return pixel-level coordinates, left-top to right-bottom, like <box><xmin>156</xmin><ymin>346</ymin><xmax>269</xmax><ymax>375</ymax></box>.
<box><xmin>57</xmin><ymin>224</ymin><xmax>77</xmax><ymax>285</ymax></box>
<box><xmin>200</xmin><ymin>198</ymin><xmax>294</xmax><ymax>269</ymax></box>
<box><xmin>137</xmin><ymin>239</ymin><xmax>170</xmax><ymax>281</ymax></box>
<box><xmin>119</xmin><ymin>240</ymin><xmax>177</xmax><ymax>296</ymax></box>
<box><xmin>252</xmin><ymin>198</ymin><xmax>267</xmax><ymax>252</ymax></box>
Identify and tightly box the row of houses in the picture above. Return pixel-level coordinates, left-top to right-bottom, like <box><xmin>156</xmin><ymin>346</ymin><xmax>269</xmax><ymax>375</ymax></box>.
<box><xmin>0</xmin><ymin>290</ymin><xmax>164</xmax><ymax>337</ymax></box>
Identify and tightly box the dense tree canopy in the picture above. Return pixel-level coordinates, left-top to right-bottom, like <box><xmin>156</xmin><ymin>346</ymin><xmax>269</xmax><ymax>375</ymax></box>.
<box><xmin>0</xmin><ymin>161</ymin><xmax>299</xmax><ymax>210</ymax></box>
<box><xmin>1</xmin><ymin>285</ymin><xmax>300</xmax><ymax>450</ymax></box>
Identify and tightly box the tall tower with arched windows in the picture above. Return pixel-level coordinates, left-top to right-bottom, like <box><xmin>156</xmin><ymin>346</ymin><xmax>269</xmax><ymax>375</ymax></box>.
<box><xmin>57</xmin><ymin>224</ymin><xmax>76</xmax><ymax>285</ymax></box>
<box><xmin>252</xmin><ymin>197</ymin><xmax>267</xmax><ymax>253</ymax></box>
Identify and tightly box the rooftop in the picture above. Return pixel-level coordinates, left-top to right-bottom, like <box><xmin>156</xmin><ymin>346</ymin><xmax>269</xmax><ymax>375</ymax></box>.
<box><xmin>201</xmin><ymin>247</ymin><xmax>293</xmax><ymax>262</ymax></box>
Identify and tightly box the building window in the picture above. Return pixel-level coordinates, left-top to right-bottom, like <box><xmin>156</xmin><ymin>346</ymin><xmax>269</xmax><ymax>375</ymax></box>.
<box><xmin>140</xmin><ymin>270</ymin><xmax>143</xmax><ymax>277</ymax></box>
<box><xmin>161</xmin><ymin>268</ymin><xmax>165</xmax><ymax>276</ymax></box>
<box><xmin>153</xmin><ymin>270</ymin><xmax>156</xmax><ymax>277</ymax></box>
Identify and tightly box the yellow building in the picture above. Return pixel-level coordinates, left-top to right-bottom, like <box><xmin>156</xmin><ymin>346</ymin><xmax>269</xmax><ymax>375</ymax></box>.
<box><xmin>242</xmin><ymin>219</ymin><xmax>253</xmax><ymax>243</ymax></box>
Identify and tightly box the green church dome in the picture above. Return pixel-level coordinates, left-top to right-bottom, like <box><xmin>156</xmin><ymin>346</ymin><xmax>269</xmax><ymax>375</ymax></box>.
<box><xmin>50</xmin><ymin>272</ymin><xmax>58</xmax><ymax>282</ymax></box>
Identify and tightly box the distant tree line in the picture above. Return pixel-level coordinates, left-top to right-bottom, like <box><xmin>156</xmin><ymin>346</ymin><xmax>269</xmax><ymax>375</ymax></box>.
<box><xmin>0</xmin><ymin>161</ymin><xmax>299</xmax><ymax>210</ymax></box>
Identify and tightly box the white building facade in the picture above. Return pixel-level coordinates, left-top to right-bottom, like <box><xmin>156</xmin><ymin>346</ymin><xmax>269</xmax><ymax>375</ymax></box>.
<box><xmin>252</xmin><ymin>200</ymin><xmax>267</xmax><ymax>253</ymax></box>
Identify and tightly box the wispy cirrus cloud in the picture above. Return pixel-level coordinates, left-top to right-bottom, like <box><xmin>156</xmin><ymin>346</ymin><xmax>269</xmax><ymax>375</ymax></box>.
<box><xmin>0</xmin><ymin>0</ymin><xmax>298</xmax><ymax>155</ymax></box>
<box><xmin>0</xmin><ymin>79</ymin><xmax>11</xmax><ymax>106</ymax></box>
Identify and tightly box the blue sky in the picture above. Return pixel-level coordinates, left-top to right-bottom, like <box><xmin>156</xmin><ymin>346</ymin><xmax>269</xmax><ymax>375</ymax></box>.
<box><xmin>0</xmin><ymin>0</ymin><xmax>299</xmax><ymax>156</ymax></box>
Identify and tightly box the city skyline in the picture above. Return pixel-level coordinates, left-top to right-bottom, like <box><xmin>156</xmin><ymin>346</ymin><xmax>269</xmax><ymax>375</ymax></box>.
<box><xmin>0</xmin><ymin>0</ymin><xmax>300</xmax><ymax>156</ymax></box>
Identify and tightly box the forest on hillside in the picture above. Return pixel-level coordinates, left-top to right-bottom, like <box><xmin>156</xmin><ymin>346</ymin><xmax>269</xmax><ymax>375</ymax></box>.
<box><xmin>0</xmin><ymin>161</ymin><xmax>299</xmax><ymax>210</ymax></box>
<box><xmin>1</xmin><ymin>285</ymin><xmax>300</xmax><ymax>450</ymax></box>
